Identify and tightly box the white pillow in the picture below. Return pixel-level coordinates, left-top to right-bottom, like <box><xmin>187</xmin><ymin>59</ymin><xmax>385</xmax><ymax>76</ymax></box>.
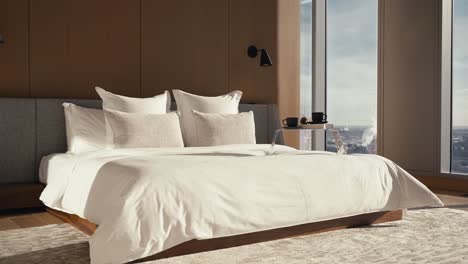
<box><xmin>104</xmin><ymin>109</ymin><xmax>184</xmax><ymax>148</ymax></box>
<box><xmin>63</xmin><ymin>103</ymin><xmax>106</xmax><ymax>154</ymax></box>
<box><xmin>172</xmin><ymin>89</ymin><xmax>242</xmax><ymax>146</ymax></box>
<box><xmin>192</xmin><ymin>110</ymin><xmax>256</xmax><ymax>146</ymax></box>
<box><xmin>95</xmin><ymin>87</ymin><xmax>171</xmax><ymax>147</ymax></box>
<box><xmin>96</xmin><ymin>87</ymin><xmax>170</xmax><ymax>113</ymax></box>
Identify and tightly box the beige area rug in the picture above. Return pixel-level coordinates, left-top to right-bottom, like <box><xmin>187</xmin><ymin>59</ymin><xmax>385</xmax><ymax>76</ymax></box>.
<box><xmin>0</xmin><ymin>208</ymin><xmax>467</xmax><ymax>264</ymax></box>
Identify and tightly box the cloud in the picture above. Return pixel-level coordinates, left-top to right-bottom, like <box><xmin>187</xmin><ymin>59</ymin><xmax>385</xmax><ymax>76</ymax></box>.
<box><xmin>453</xmin><ymin>89</ymin><xmax>468</xmax><ymax>127</ymax></box>
<box><xmin>326</xmin><ymin>0</ymin><xmax>378</xmax><ymax>126</ymax></box>
<box><xmin>453</xmin><ymin>5</ymin><xmax>468</xmax><ymax>127</ymax></box>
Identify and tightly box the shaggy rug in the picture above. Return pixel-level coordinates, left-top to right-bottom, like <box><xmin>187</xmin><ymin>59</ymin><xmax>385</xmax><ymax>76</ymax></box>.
<box><xmin>0</xmin><ymin>208</ymin><xmax>467</xmax><ymax>264</ymax></box>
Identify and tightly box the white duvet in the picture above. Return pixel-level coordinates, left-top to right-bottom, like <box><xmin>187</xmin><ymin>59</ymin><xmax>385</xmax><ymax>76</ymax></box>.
<box><xmin>40</xmin><ymin>144</ymin><xmax>443</xmax><ymax>264</ymax></box>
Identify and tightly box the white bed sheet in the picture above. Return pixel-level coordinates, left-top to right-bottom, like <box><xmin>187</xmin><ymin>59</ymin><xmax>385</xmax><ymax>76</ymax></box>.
<box><xmin>40</xmin><ymin>144</ymin><xmax>443</xmax><ymax>264</ymax></box>
<box><xmin>39</xmin><ymin>153</ymin><xmax>73</xmax><ymax>184</ymax></box>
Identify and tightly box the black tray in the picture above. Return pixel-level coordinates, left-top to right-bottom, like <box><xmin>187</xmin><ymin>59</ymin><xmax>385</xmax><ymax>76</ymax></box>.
<box><xmin>306</xmin><ymin>121</ymin><xmax>328</xmax><ymax>124</ymax></box>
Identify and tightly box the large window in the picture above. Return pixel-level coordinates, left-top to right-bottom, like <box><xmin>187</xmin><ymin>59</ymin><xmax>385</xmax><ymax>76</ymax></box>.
<box><xmin>326</xmin><ymin>0</ymin><xmax>378</xmax><ymax>154</ymax></box>
<box><xmin>452</xmin><ymin>0</ymin><xmax>468</xmax><ymax>174</ymax></box>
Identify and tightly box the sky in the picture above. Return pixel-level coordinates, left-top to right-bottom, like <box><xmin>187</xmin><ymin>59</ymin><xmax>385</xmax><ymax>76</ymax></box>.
<box><xmin>301</xmin><ymin>0</ymin><xmax>468</xmax><ymax>127</ymax></box>
<box><xmin>453</xmin><ymin>0</ymin><xmax>468</xmax><ymax>127</ymax></box>
<box><xmin>327</xmin><ymin>0</ymin><xmax>378</xmax><ymax>127</ymax></box>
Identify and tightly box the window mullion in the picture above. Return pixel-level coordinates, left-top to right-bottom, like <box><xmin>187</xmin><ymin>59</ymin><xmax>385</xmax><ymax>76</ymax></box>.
<box><xmin>311</xmin><ymin>0</ymin><xmax>327</xmax><ymax>151</ymax></box>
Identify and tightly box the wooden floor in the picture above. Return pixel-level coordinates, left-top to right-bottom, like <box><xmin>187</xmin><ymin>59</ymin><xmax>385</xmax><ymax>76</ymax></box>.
<box><xmin>0</xmin><ymin>208</ymin><xmax>64</xmax><ymax>231</ymax></box>
<box><xmin>432</xmin><ymin>190</ymin><xmax>468</xmax><ymax>211</ymax></box>
<box><xmin>1</xmin><ymin>191</ymin><xmax>467</xmax><ymax>232</ymax></box>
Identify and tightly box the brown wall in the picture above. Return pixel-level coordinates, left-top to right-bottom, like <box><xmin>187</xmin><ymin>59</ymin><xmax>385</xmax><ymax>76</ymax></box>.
<box><xmin>379</xmin><ymin>0</ymin><xmax>441</xmax><ymax>175</ymax></box>
<box><xmin>0</xmin><ymin>1</ymin><xmax>299</xmax><ymax>100</ymax></box>
<box><xmin>0</xmin><ymin>0</ymin><xmax>300</xmax><ymax>147</ymax></box>
<box><xmin>141</xmin><ymin>0</ymin><xmax>229</xmax><ymax>97</ymax></box>
<box><xmin>277</xmin><ymin>0</ymin><xmax>300</xmax><ymax>147</ymax></box>
<box><xmin>29</xmin><ymin>0</ymin><xmax>141</xmax><ymax>98</ymax></box>
<box><xmin>0</xmin><ymin>0</ymin><xmax>29</xmax><ymax>97</ymax></box>
<box><xmin>229</xmin><ymin>0</ymin><xmax>279</xmax><ymax>104</ymax></box>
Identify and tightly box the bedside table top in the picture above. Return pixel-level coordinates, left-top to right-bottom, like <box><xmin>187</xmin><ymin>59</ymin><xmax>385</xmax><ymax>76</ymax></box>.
<box><xmin>281</xmin><ymin>123</ymin><xmax>334</xmax><ymax>130</ymax></box>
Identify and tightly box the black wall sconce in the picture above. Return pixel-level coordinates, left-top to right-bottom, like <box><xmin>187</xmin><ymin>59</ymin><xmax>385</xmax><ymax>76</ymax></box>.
<box><xmin>0</xmin><ymin>34</ymin><xmax>4</xmax><ymax>44</ymax></box>
<box><xmin>247</xmin><ymin>45</ymin><xmax>272</xmax><ymax>67</ymax></box>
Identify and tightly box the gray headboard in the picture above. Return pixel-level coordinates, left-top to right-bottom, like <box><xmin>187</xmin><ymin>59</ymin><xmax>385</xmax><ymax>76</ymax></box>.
<box><xmin>0</xmin><ymin>98</ymin><xmax>281</xmax><ymax>184</ymax></box>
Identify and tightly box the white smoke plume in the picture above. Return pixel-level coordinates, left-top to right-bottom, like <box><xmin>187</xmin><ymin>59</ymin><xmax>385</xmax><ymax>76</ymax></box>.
<box><xmin>362</xmin><ymin>116</ymin><xmax>377</xmax><ymax>147</ymax></box>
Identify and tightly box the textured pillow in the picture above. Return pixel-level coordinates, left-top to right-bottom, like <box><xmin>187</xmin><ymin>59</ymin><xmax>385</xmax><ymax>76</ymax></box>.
<box><xmin>63</xmin><ymin>103</ymin><xmax>106</xmax><ymax>154</ymax></box>
<box><xmin>96</xmin><ymin>87</ymin><xmax>170</xmax><ymax>113</ymax></box>
<box><xmin>96</xmin><ymin>87</ymin><xmax>171</xmax><ymax>147</ymax></box>
<box><xmin>104</xmin><ymin>110</ymin><xmax>184</xmax><ymax>148</ymax></box>
<box><xmin>172</xmin><ymin>89</ymin><xmax>242</xmax><ymax>146</ymax></box>
<box><xmin>192</xmin><ymin>110</ymin><xmax>256</xmax><ymax>146</ymax></box>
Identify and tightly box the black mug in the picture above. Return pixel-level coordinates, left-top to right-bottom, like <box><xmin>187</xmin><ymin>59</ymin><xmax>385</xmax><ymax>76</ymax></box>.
<box><xmin>312</xmin><ymin>112</ymin><xmax>327</xmax><ymax>123</ymax></box>
<box><xmin>282</xmin><ymin>117</ymin><xmax>299</xmax><ymax>127</ymax></box>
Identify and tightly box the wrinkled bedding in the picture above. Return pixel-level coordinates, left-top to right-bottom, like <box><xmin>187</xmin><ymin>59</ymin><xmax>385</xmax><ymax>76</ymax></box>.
<box><xmin>40</xmin><ymin>144</ymin><xmax>443</xmax><ymax>264</ymax></box>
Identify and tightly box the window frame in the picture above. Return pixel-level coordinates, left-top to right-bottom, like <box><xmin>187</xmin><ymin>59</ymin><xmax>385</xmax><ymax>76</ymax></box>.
<box><xmin>440</xmin><ymin>0</ymin><xmax>452</xmax><ymax>175</ymax></box>
<box><xmin>309</xmin><ymin>0</ymin><xmax>327</xmax><ymax>150</ymax></box>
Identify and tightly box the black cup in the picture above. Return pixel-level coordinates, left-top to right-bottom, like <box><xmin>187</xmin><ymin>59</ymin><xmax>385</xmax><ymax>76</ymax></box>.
<box><xmin>312</xmin><ymin>112</ymin><xmax>327</xmax><ymax>123</ymax></box>
<box><xmin>282</xmin><ymin>117</ymin><xmax>299</xmax><ymax>127</ymax></box>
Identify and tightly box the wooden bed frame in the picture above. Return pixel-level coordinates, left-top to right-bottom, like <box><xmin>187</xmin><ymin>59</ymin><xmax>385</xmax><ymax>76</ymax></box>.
<box><xmin>47</xmin><ymin>207</ymin><xmax>402</xmax><ymax>262</ymax></box>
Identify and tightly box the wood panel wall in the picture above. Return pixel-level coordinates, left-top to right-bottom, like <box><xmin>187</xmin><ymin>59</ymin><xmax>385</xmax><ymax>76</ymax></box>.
<box><xmin>0</xmin><ymin>0</ymin><xmax>299</xmax><ymax>104</ymax></box>
<box><xmin>0</xmin><ymin>0</ymin><xmax>30</xmax><ymax>97</ymax></box>
<box><xmin>141</xmin><ymin>0</ymin><xmax>229</xmax><ymax>97</ymax></box>
<box><xmin>0</xmin><ymin>0</ymin><xmax>300</xmax><ymax>146</ymax></box>
<box><xmin>277</xmin><ymin>0</ymin><xmax>300</xmax><ymax>147</ymax></box>
<box><xmin>29</xmin><ymin>0</ymin><xmax>141</xmax><ymax>98</ymax></box>
<box><xmin>229</xmin><ymin>0</ymin><xmax>278</xmax><ymax>104</ymax></box>
<box><xmin>379</xmin><ymin>0</ymin><xmax>440</xmax><ymax>175</ymax></box>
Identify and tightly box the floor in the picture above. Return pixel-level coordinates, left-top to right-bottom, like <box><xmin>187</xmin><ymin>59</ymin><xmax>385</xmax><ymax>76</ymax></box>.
<box><xmin>432</xmin><ymin>190</ymin><xmax>468</xmax><ymax>211</ymax></box>
<box><xmin>0</xmin><ymin>208</ymin><xmax>64</xmax><ymax>231</ymax></box>
<box><xmin>0</xmin><ymin>191</ymin><xmax>467</xmax><ymax>232</ymax></box>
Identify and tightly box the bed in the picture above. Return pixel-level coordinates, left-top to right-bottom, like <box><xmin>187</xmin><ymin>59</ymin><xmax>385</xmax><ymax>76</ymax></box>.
<box><xmin>39</xmin><ymin>144</ymin><xmax>443</xmax><ymax>264</ymax></box>
<box><xmin>0</xmin><ymin>95</ymin><xmax>442</xmax><ymax>264</ymax></box>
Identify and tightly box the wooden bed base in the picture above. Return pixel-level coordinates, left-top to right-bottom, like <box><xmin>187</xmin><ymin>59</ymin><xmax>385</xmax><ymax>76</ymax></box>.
<box><xmin>47</xmin><ymin>207</ymin><xmax>402</xmax><ymax>262</ymax></box>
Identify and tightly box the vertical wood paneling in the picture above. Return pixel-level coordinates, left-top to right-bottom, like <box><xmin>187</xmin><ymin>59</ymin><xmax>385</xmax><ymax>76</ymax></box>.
<box><xmin>277</xmin><ymin>0</ymin><xmax>300</xmax><ymax>148</ymax></box>
<box><xmin>228</xmin><ymin>0</ymin><xmax>277</xmax><ymax>104</ymax></box>
<box><xmin>29</xmin><ymin>0</ymin><xmax>68</xmax><ymax>97</ymax></box>
<box><xmin>2</xmin><ymin>0</ymin><xmax>294</xmax><ymax>108</ymax></box>
<box><xmin>0</xmin><ymin>0</ymin><xmax>29</xmax><ymax>97</ymax></box>
<box><xmin>30</xmin><ymin>0</ymin><xmax>140</xmax><ymax>99</ymax></box>
<box><xmin>381</xmin><ymin>0</ymin><xmax>438</xmax><ymax>173</ymax></box>
<box><xmin>141</xmin><ymin>0</ymin><xmax>229</xmax><ymax>97</ymax></box>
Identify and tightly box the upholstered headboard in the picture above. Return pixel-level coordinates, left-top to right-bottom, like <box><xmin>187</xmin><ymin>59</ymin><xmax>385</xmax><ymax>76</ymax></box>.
<box><xmin>0</xmin><ymin>98</ymin><xmax>281</xmax><ymax>184</ymax></box>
